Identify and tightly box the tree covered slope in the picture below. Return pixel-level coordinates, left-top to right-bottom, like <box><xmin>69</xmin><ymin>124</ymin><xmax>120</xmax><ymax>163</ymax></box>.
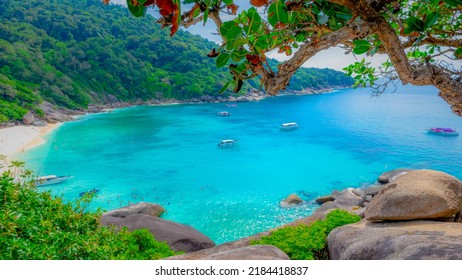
<box><xmin>0</xmin><ymin>0</ymin><xmax>353</xmax><ymax>122</ymax></box>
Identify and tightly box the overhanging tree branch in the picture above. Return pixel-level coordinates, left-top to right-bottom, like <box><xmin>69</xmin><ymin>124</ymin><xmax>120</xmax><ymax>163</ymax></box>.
<box><xmin>107</xmin><ymin>0</ymin><xmax>462</xmax><ymax>116</ymax></box>
<box><xmin>263</xmin><ymin>21</ymin><xmax>372</xmax><ymax>95</ymax></box>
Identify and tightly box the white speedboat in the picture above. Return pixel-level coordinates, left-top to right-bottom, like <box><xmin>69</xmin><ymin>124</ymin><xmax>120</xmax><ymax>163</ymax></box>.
<box><xmin>217</xmin><ymin>139</ymin><xmax>239</xmax><ymax>147</ymax></box>
<box><xmin>280</xmin><ymin>122</ymin><xmax>299</xmax><ymax>130</ymax></box>
<box><xmin>217</xmin><ymin>111</ymin><xmax>231</xmax><ymax>116</ymax></box>
<box><xmin>35</xmin><ymin>175</ymin><xmax>72</xmax><ymax>187</ymax></box>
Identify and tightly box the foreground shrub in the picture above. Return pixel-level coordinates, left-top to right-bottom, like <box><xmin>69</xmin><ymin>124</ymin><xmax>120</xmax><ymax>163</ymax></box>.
<box><xmin>0</xmin><ymin>172</ymin><xmax>177</xmax><ymax>260</ymax></box>
<box><xmin>251</xmin><ymin>209</ymin><xmax>361</xmax><ymax>260</ymax></box>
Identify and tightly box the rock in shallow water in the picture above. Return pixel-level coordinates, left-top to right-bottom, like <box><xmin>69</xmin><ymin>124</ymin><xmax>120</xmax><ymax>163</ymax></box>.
<box><xmin>103</xmin><ymin>202</ymin><xmax>165</xmax><ymax>218</ymax></box>
<box><xmin>280</xmin><ymin>194</ymin><xmax>303</xmax><ymax>207</ymax></box>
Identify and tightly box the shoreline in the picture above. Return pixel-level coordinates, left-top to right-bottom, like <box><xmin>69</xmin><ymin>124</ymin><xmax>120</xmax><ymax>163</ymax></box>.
<box><xmin>0</xmin><ymin>123</ymin><xmax>62</xmax><ymax>171</ymax></box>
<box><xmin>0</xmin><ymin>87</ymin><xmax>347</xmax><ymax>171</ymax></box>
<box><xmin>86</xmin><ymin>86</ymin><xmax>348</xmax><ymax>112</ymax></box>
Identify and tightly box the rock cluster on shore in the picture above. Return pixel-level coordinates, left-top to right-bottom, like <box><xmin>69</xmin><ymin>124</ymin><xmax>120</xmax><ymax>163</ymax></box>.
<box><xmin>328</xmin><ymin>169</ymin><xmax>462</xmax><ymax>259</ymax></box>
<box><xmin>103</xmin><ymin>169</ymin><xmax>462</xmax><ymax>260</ymax></box>
<box><xmin>100</xmin><ymin>202</ymin><xmax>215</xmax><ymax>253</ymax></box>
<box><xmin>6</xmin><ymin>87</ymin><xmax>347</xmax><ymax>127</ymax></box>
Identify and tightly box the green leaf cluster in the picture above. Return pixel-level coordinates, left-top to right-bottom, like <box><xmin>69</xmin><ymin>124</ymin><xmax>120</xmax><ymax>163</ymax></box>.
<box><xmin>0</xmin><ymin>171</ymin><xmax>177</xmax><ymax>260</ymax></box>
<box><xmin>352</xmin><ymin>40</ymin><xmax>372</xmax><ymax>55</ymax></box>
<box><xmin>403</xmin><ymin>11</ymin><xmax>440</xmax><ymax>34</ymax></box>
<box><xmin>127</xmin><ymin>0</ymin><xmax>147</xmax><ymax>18</ymax></box>
<box><xmin>250</xmin><ymin>209</ymin><xmax>361</xmax><ymax>260</ymax></box>
<box><xmin>343</xmin><ymin>59</ymin><xmax>378</xmax><ymax>88</ymax></box>
<box><xmin>268</xmin><ymin>0</ymin><xmax>289</xmax><ymax>27</ymax></box>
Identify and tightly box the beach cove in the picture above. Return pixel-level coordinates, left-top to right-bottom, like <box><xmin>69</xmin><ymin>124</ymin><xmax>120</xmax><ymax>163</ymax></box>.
<box><xmin>0</xmin><ymin>123</ymin><xmax>61</xmax><ymax>171</ymax></box>
<box><xmin>6</xmin><ymin>85</ymin><xmax>462</xmax><ymax>244</ymax></box>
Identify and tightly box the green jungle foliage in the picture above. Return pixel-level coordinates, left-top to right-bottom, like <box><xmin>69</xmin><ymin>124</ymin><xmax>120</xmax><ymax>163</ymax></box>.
<box><xmin>0</xmin><ymin>0</ymin><xmax>353</xmax><ymax>122</ymax></box>
<box><xmin>251</xmin><ymin>209</ymin><xmax>361</xmax><ymax>260</ymax></box>
<box><xmin>0</xmin><ymin>171</ymin><xmax>177</xmax><ymax>260</ymax></box>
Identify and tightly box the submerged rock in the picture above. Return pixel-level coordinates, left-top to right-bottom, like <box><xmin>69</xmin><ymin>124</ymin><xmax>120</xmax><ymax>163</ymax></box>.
<box><xmin>366</xmin><ymin>170</ymin><xmax>462</xmax><ymax>221</ymax></box>
<box><xmin>101</xmin><ymin>214</ymin><xmax>215</xmax><ymax>253</ymax></box>
<box><xmin>328</xmin><ymin>220</ymin><xmax>462</xmax><ymax>260</ymax></box>
<box><xmin>280</xmin><ymin>194</ymin><xmax>303</xmax><ymax>206</ymax></box>
<box><xmin>103</xmin><ymin>202</ymin><xmax>165</xmax><ymax>218</ymax></box>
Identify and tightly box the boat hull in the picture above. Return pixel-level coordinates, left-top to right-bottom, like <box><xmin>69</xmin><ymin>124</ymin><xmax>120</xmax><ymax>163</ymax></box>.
<box><xmin>427</xmin><ymin>128</ymin><xmax>459</xmax><ymax>136</ymax></box>
<box><xmin>35</xmin><ymin>176</ymin><xmax>72</xmax><ymax>187</ymax></box>
<box><xmin>217</xmin><ymin>140</ymin><xmax>239</xmax><ymax>147</ymax></box>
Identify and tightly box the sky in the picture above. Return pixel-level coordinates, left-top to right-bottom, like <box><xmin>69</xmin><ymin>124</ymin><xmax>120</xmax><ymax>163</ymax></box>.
<box><xmin>109</xmin><ymin>0</ymin><xmax>387</xmax><ymax>71</ymax></box>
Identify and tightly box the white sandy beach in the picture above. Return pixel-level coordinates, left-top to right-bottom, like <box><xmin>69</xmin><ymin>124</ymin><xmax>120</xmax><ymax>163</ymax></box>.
<box><xmin>0</xmin><ymin>123</ymin><xmax>61</xmax><ymax>171</ymax></box>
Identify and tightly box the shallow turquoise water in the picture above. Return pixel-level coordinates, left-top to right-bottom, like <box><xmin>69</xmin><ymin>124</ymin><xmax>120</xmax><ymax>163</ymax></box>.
<box><xmin>20</xmin><ymin>85</ymin><xmax>462</xmax><ymax>243</ymax></box>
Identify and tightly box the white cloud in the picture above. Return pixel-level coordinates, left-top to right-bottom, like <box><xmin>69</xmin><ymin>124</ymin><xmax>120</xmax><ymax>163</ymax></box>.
<box><xmin>183</xmin><ymin>21</ymin><xmax>222</xmax><ymax>43</ymax></box>
<box><xmin>109</xmin><ymin>0</ymin><xmax>126</xmax><ymax>6</ymax></box>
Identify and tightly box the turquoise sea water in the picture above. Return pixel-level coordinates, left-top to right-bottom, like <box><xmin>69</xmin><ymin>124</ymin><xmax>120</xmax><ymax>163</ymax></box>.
<box><xmin>20</xmin><ymin>85</ymin><xmax>462</xmax><ymax>244</ymax></box>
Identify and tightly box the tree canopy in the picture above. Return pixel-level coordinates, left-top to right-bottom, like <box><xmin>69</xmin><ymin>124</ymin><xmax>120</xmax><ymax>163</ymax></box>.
<box><xmin>112</xmin><ymin>0</ymin><xmax>462</xmax><ymax>116</ymax></box>
<box><xmin>0</xmin><ymin>0</ymin><xmax>352</xmax><ymax>122</ymax></box>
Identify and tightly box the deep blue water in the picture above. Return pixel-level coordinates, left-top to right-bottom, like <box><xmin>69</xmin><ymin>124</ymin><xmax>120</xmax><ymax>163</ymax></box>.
<box><xmin>20</xmin><ymin>85</ymin><xmax>462</xmax><ymax>243</ymax></box>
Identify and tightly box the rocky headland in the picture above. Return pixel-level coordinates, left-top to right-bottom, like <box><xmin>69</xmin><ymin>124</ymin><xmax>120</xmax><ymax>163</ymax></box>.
<box><xmin>104</xmin><ymin>169</ymin><xmax>462</xmax><ymax>260</ymax></box>
<box><xmin>1</xmin><ymin>87</ymin><xmax>346</xmax><ymax>128</ymax></box>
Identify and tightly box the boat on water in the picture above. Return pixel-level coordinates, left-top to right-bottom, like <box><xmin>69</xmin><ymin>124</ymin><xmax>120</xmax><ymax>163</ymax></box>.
<box><xmin>427</xmin><ymin>127</ymin><xmax>459</xmax><ymax>136</ymax></box>
<box><xmin>217</xmin><ymin>139</ymin><xmax>239</xmax><ymax>147</ymax></box>
<box><xmin>79</xmin><ymin>188</ymin><xmax>101</xmax><ymax>197</ymax></box>
<box><xmin>226</xmin><ymin>103</ymin><xmax>237</xmax><ymax>108</ymax></box>
<box><xmin>280</xmin><ymin>122</ymin><xmax>299</xmax><ymax>130</ymax></box>
<box><xmin>217</xmin><ymin>111</ymin><xmax>231</xmax><ymax>116</ymax></box>
<box><xmin>35</xmin><ymin>175</ymin><xmax>72</xmax><ymax>187</ymax></box>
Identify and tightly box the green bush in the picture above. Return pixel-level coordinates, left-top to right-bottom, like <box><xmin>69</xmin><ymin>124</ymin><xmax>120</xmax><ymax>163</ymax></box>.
<box><xmin>251</xmin><ymin>209</ymin><xmax>361</xmax><ymax>260</ymax></box>
<box><xmin>0</xmin><ymin>171</ymin><xmax>177</xmax><ymax>260</ymax></box>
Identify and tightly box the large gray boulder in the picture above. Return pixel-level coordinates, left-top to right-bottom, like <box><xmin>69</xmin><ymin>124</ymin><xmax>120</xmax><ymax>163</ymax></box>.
<box><xmin>100</xmin><ymin>214</ymin><xmax>215</xmax><ymax>253</ymax></box>
<box><xmin>328</xmin><ymin>220</ymin><xmax>462</xmax><ymax>259</ymax></box>
<box><xmin>366</xmin><ymin>170</ymin><xmax>462</xmax><ymax>221</ymax></box>
<box><xmin>103</xmin><ymin>202</ymin><xmax>165</xmax><ymax>218</ymax></box>
<box><xmin>46</xmin><ymin>112</ymin><xmax>72</xmax><ymax>123</ymax></box>
<box><xmin>39</xmin><ymin>101</ymin><xmax>73</xmax><ymax>123</ymax></box>
<box><xmin>22</xmin><ymin>111</ymin><xmax>35</xmax><ymax>125</ymax></box>
<box><xmin>200</xmin><ymin>245</ymin><xmax>289</xmax><ymax>260</ymax></box>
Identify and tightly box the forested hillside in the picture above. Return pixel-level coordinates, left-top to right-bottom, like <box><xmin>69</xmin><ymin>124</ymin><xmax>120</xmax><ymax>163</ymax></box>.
<box><xmin>0</xmin><ymin>0</ymin><xmax>353</xmax><ymax>122</ymax></box>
